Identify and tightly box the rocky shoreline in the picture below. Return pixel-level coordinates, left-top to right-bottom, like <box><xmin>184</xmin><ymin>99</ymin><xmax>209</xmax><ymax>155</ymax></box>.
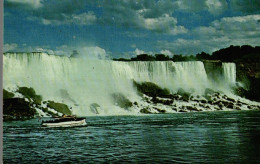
<box><xmin>3</xmin><ymin>88</ymin><xmax>72</xmax><ymax>121</ymax></box>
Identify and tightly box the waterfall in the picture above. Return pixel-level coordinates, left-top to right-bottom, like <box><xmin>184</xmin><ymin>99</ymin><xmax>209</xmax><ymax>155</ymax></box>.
<box><xmin>3</xmin><ymin>53</ymin><xmax>239</xmax><ymax>115</ymax></box>
<box><xmin>222</xmin><ymin>63</ymin><xmax>236</xmax><ymax>85</ymax></box>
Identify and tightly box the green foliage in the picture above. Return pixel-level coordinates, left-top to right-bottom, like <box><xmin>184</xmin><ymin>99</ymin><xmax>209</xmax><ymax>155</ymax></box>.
<box><xmin>155</xmin><ymin>54</ymin><xmax>170</xmax><ymax>61</ymax></box>
<box><xmin>47</xmin><ymin>101</ymin><xmax>72</xmax><ymax>115</ymax></box>
<box><xmin>112</xmin><ymin>45</ymin><xmax>260</xmax><ymax>63</ymax></box>
<box><xmin>111</xmin><ymin>93</ymin><xmax>133</xmax><ymax>109</ymax></box>
<box><xmin>131</xmin><ymin>54</ymin><xmax>156</xmax><ymax>61</ymax></box>
<box><xmin>3</xmin><ymin>89</ymin><xmax>14</xmax><ymax>99</ymax></box>
<box><xmin>211</xmin><ymin>45</ymin><xmax>260</xmax><ymax>62</ymax></box>
<box><xmin>17</xmin><ymin>87</ymin><xmax>42</xmax><ymax>104</ymax></box>
<box><xmin>133</xmin><ymin>81</ymin><xmax>170</xmax><ymax>97</ymax></box>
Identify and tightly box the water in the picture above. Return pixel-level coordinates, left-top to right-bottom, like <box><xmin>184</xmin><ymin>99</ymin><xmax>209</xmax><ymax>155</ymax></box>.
<box><xmin>4</xmin><ymin>111</ymin><xmax>260</xmax><ymax>163</ymax></box>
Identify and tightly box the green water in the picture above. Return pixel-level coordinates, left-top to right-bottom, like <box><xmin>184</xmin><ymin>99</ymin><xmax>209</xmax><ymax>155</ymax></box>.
<box><xmin>3</xmin><ymin>110</ymin><xmax>260</xmax><ymax>163</ymax></box>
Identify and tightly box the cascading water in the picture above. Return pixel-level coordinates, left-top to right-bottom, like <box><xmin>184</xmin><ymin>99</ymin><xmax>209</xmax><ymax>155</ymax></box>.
<box><xmin>4</xmin><ymin>52</ymin><xmax>256</xmax><ymax>115</ymax></box>
<box><xmin>222</xmin><ymin>63</ymin><xmax>236</xmax><ymax>85</ymax></box>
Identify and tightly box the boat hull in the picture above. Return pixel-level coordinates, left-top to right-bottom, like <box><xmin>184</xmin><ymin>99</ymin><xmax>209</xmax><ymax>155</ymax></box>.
<box><xmin>42</xmin><ymin>119</ymin><xmax>87</xmax><ymax>127</ymax></box>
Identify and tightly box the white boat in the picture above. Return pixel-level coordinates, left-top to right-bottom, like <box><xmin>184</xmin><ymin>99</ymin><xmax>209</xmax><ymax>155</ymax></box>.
<box><xmin>41</xmin><ymin>117</ymin><xmax>87</xmax><ymax>127</ymax></box>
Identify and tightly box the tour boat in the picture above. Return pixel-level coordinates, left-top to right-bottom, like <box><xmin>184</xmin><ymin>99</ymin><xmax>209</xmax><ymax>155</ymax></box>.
<box><xmin>41</xmin><ymin>116</ymin><xmax>87</xmax><ymax>127</ymax></box>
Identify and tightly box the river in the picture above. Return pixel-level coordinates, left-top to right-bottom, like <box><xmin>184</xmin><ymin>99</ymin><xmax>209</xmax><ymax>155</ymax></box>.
<box><xmin>3</xmin><ymin>110</ymin><xmax>260</xmax><ymax>163</ymax></box>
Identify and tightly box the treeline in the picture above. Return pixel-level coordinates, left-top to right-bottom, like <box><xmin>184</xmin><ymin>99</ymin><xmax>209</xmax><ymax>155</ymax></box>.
<box><xmin>113</xmin><ymin>45</ymin><xmax>260</xmax><ymax>62</ymax></box>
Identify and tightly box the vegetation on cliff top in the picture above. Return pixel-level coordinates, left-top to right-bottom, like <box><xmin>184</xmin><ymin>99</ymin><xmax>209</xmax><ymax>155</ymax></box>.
<box><xmin>113</xmin><ymin>45</ymin><xmax>260</xmax><ymax>63</ymax></box>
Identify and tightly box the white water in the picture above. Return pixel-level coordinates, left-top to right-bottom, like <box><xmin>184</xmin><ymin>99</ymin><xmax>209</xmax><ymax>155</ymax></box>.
<box><xmin>223</xmin><ymin>63</ymin><xmax>236</xmax><ymax>85</ymax></box>
<box><xmin>3</xmin><ymin>53</ymin><xmax>240</xmax><ymax>115</ymax></box>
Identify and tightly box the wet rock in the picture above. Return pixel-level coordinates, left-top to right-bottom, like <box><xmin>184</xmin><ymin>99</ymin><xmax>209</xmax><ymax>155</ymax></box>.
<box><xmin>3</xmin><ymin>98</ymin><xmax>37</xmax><ymax>121</ymax></box>
<box><xmin>226</xmin><ymin>103</ymin><xmax>234</xmax><ymax>109</ymax></box>
<box><xmin>154</xmin><ymin>108</ymin><xmax>166</xmax><ymax>113</ymax></box>
<box><xmin>177</xmin><ymin>88</ymin><xmax>191</xmax><ymax>101</ymax></box>
<box><xmin>172</xmin><ymin>107</ymin><xmax>177</xmax><ymax>111</ymax></box>
<box><xmin>205</xmin><ymin>88</ymin><xmax>215</xmax><ymax>95</ymax></box>
<box><xmin>133</xmin><ymin>81</ymin><xmax>170</xmax><ymax>97</ymax></box>
<box><xmin>90</xmin><ymin>103</ymin><xmax>100</xmax><ymax>114</ymax></box>
<box><xmin>226</xmin><ymin>97</ymin><xmax>235</xmax><ymax>103</ymax></box>
<box><xmin>111</xmin><ymin>93</ymin><xmax>133</xmax><ymax>109</ymax></box>
<box><xmin>186</xmin><ymin>106</ymin><xmax>200</xmax><ymax>111</ymax></box>
<box><xmin>140</xmin><ymin>108</ymin><xmax>152</xmax><ymax>114</ymax></box>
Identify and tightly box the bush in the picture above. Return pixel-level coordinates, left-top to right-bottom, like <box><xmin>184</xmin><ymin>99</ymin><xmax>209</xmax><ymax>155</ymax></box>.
<box><xmin>133</xmin><ymin>81</ymin><xmax>170</xmax><ymax>97</ymax></box>
<box><xmin>3</xmin><ymin>89</ymin><xmax>14</xmax><ymax>99</ymax></box>
<box><xmin>47</xmin><ymin>101</ymin><xmax>71</xmax><ymax>115</ymax></box>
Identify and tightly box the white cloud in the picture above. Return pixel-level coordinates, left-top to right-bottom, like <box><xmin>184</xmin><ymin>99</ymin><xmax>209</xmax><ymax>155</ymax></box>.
<box><xmin>160</xmin><ymin>50</ymin><xmax>173</xmax><ymax>57</ymax></box>
<box><xmin>134</xmin><ymin>48</ymin><xmax>146</xmax><ymax>56</ymax></box>
<box><xmin>77</xmin><ymin>46</ymin><xmax>108</xmax><ymax>59</ymax></box>
<box><xmin>6</xmin><ymin>0</ymin><xmax>43</xmax><ymax>9</ymax></box>
<box><xmin>40</xmin><ymin>12</ymin><xmax>97</xmax><ymax>25</ymax></box>
<box><xmin>4</xmin><ymin>43</ymin><xmax>18</xmax><ymax>52</ymax></box>
<box><xmin>205</xmin><ymin>0</ymin><xmax>227</xmax><ymax>15</ymax></box>
<box><xmin>157</xmin><ymin>14</ymin><xmax>260</xmax><ymax>54</ymax></box>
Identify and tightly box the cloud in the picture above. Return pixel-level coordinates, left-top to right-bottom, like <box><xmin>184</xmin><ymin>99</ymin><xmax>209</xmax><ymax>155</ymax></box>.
<box><xmin>157</xmin><ymin>14</ymin><xmax>260</xmax><ymax>54</ymax></box>
<box><xmin>4</xmin><ymin>43</ymin><xmax>18</xmax><ymax>52</ymax></box>
<box><xmin>160</xmin><ymin>50</ymin><xmax>174</xmax><ymax>57</ymax></box>
<box><xmin>176</xmin><ymin>0</ymin><xmax>227</xmax><ymax>15</ymax></box>
<box><xmin>100</xmin><ymin>0</ymin><xmax>187</xmax><ymax>35</ymax></box>
<box><xmin>39</xmin><ymin>12</ymin><xmax>97</xmax><ymax>25</ymax></box>
<box><xmin>5</xmin><ymin>0</ymin><xmax>43</xmax><ymax>9</ymax></box>
<box><xmin>205</xmin><ymin>0</ymin><xmax>228</xmax><ymax>15</ymax></box>
<box><xmin>5</xmin><ymin>0</ymin><xmax>97</xmax><ymax>26</ymax></box>
<box><xmin>230</xmin><ymin>0</ymin><xmax>260</xmax><ymax>14</ymax></box>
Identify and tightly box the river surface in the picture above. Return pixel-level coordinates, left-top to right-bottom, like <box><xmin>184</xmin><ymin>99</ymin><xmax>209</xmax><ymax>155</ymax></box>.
<box><xmin>3</xmin><ymin>110</ymin><xmax>260</xmax><ymax>163</ymax></box>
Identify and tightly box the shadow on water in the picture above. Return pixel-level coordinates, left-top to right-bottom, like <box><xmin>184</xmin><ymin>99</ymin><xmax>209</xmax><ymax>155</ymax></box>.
<box><xmin>3</xmin><ymin>110</ymin><xmax>260</xmax><ymax>163</ymax></box>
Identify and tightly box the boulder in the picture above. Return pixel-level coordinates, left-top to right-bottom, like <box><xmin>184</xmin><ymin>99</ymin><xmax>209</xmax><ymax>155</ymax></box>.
<box><xmin>140</xmin><ymin>108</ymin><xmax>152</xmax><ymax>114</ymax></box>
<box><xmin>111</xmin><ymin>93</ymin><xmax>133</xmax><ymax>109</ymax></box>
<box><xmin>3</xmin><ymin>98</ymin><xmax>37</xmax><ymax>121</ymax></box>
<box><xmin>133</xmin><ymin>81</ymin><xmax>170</xmax><ymax>97</ymax></box>
<box><xmin>90</xmin><ymin>103</ymin><xmax>100</xmax><ymax>114</ymax></box>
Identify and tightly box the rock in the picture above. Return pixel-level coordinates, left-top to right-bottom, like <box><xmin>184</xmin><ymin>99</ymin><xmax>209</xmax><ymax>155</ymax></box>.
<box><xmin>204</xmin><ymin>88</ymin><xmax>215</xmax><ymax>95</ymax></box>
<box><xmin>47</xmin><ymin>101</ymin><xmax>72</xmax><ymax>115</ymax></box>
<box><xmin>226</xmin><ymin>97</ymin><xmax>235</xmax><ymax>103</ymax></box>
<box><xmin>226</xmin><ymin>103</ymin><xmax>234</xmax><ymax>109</ymax></box>
<box><xmin>3</xmin><ymin>98</ymin><xmax>37</xmax><ymax>121</ymax></box>
<box><xmin>186</xmin><ymin>106</ymin><xmax>200</xmax><ymax>111</ymax></box>
<box><xmin>133</xmin><ymin>81</ymin><xmax>170</xmax><ymax>97</ymax></box>
<box><xmin>90</xmin><ymin>103</ymin><xmax>100</xmax><ymax>114</ymax></box>
<box><xmin>177</xmin><ymin>88</ymin><xmax>191</xmax><ymax>101</ymax></box>
<box><xmin>140</xmin><ymin>108</ymin><xmax>152</xmax><ymax>114</ymax></box>
<box><xmin>154</xmin><ymin>108</ymin><xmax>166</xmax><ymax>113</ymax></box>
<box><xmin>172</xmin><ymin>107</ymin><xmax>177</xmax><ymax>111</ymax></box>
<box><xmin>111</xmin><ymin>93</ymin><xmax>133</xmax><ymax>109</ymax></box>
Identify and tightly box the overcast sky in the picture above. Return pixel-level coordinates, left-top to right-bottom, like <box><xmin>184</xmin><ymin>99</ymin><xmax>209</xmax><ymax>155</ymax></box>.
<box><xmin>4</xmin><ymin>0</ymin><xmax>260</xmax><ymax>58</ymax></box>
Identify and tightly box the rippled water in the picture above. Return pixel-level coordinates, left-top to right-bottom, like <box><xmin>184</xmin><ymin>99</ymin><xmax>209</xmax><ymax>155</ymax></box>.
<box><xmin>3</xmin><ymin>110</ymin><xmax>260</xmax><ymax>163</ymax></box>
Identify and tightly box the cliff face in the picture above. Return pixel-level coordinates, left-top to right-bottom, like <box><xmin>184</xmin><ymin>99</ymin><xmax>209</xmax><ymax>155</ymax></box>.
<box><xmin>203</xmin><ymin>60</ymin><xmax>222</xmax><ymax>82</ymax></box>
<box><xmin>236</xmin><ymin>61</ymin><xmax>260</xmax><ymax>102</ymax></box>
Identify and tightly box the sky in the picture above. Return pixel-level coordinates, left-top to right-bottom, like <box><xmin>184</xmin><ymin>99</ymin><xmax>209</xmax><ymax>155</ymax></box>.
<box><xmin>3</xmin><ymin>0</ymin><xmax>260</xmax><ymax>58</ymax></box>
